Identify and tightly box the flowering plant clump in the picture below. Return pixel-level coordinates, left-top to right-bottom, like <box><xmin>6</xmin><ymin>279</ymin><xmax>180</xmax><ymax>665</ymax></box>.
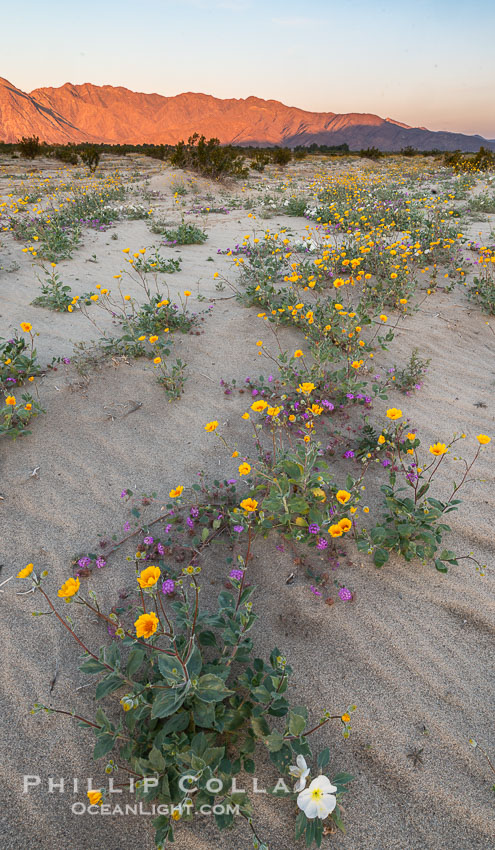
<box><xmin>74</xmin><ymin>254</ymin><xmax>205</xmax><ymax>398</ymax></box>
<box><xmin>161</xmin><ymin>219</ymin><xmax>208</xmax><ymax>246</ymax></box>
<box><xmin>22</xmin><ymin>520</ymin><xmax>353</xmax><ymax>848</ymax></box>
<box><xmin>10</xmin><ymin>183</ymin><xmax>125</xmax><ymax>262</ymax></box>
<box><xmin>0</xmin><ymin>391</ymin><xmax>44</xmax><ymax>439</ymax></box>
<box><xmin>466</xmin><ymin>246</ymin><xmax>495</xmax><ymax>314</ymax></box>
<box><xmin>358</xmin><ymin>415</ymin><xmax>490</xmax><ymax>571</ymax></box>
<box><xmin>130</xmin><ymin>248</ymin><xmax>182</xmax><ymax>275</ymax></box>
<box><xmin>32</xmin><ymin>264</ymin><xmax>95</xmax><ymax>312</ymax></box>
<box><xmin>0</xmin><ymin>328</ymin><xmax>41</xmax><ymax>392</ymax></box>
<box><xmin>1</xmin><ymin>323</ymin><xmax>44</xmax><ymax>438</ymax></box>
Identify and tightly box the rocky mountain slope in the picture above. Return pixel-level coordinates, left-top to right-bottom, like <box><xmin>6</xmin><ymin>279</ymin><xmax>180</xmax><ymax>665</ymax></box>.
<box><xmin>0</xmin><ymin>77</ymin><xmax>493</xmax><ymax>151</ymax></box>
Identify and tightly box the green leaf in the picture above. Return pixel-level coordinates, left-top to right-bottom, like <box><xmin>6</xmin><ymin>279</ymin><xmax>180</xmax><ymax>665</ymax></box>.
<box><xmin>95</xmin><ymin>673</ymin><xmax>123</xmax><ymax>700</ymax></box>
<box><xmin>79</xmin><ymin>657</ymin><xmax>108</xmax><ymax>675</ymax></box>
<box><xmin>217</xmin><ymin>591</ymin><xmax>235</xmax><ymax>611</ymax></box>
<box><xmin>288</xmin><ymin>496</ymin><xmax>309</xmax><ymax>514</ymax></box>
<box><xmin>196</xmin><ymin>674</ymin><xmax>234</xmax><ymax>703</ymax></box>
<box><xmin>148</xmin><ymin>746</ymin><xmax>166</xmax><ymax>771</ymax></box>
<box><xmin>203</xmin><ymin>746</ymin><xmax>225</xmax><ymax>767</ymax></box>
<box><xmin>160</xmin><ymin>710</ymin><xmax>190</xmax><ymax>736</ymax></box>
<box><xmin>251</xmin><ymin>684</ymin><xmax>273</xmax><ymax>704</ymax></box>
<box><xmin>126</xmin><ymin>647</ymin><xmax>146</xmax><ymax>678</ymax></box>
<box><xmin>186</xmin><ymin>644</ymin><xmax>203</xmax><ymax>679</ymax></box>
<box><xmin>288</xmin><ymin>711</ymin><xmax>306</xmax><ymax>737</ymax></box>
<box><xmin>269</xmin><ymin>743</ymin><xmax>293</xmax><ymax>771</ymax></box>
<box><xmin>317</xmin><ymin>747</ymin><xmax>330</xmax><ymax>768</ymax></box>
<box><xmin>157</xmin><ymin>654</ymin><xmax>184</xmax><ymax>683</ymax></box>
<box><xmin>104</xmin><ymin>642</ymin><xmax>120</xmax><ymax>669</ymax></box>
<box><xmin>265</xmin><ymin>731</ymin><xmax>284</xmax><ymax>752</ymax></box>
<box><xmin>251</xmin><ymin>715</ymin><xmax>270</xmax><ymax>738</ymax></box>
<box><xmin>198</xmin><ymin>630</ymin><xmax>216</xmax><ymax>646</ymax></box>
<box><xmin>193</xmin><ymin>699</ymin><xmax>216</xmax><ymax>728</ymax></box>
<box><xmin>151</xmin><ymin>687</ymin><xmax>188</xmax><ymax>719</ymax></box>
<box><xmin>280</xmin><ymin>460</ymin><xmax>303</xmax><ymax>480</ymax></box>
<box><xmin>332</xmin><ymin>772</ymin><xmax>354</xmax><ymax>785</ymax></box>
<box><xmin>370</xmin><ymin>526</ymin><xmax>386</xmax><ymax>544</ymax></box>
<box><xmin>295</xmin><ymin>812</ymin><xmax>307</xmax><ymax>840</ymax></box>
<box><xmin>93</xmin><ymin>734</ymin><xmax>115</xmax><ymax>760</ymax></box>
<box><xmin>434</xmin><ymin>559</ymin><xmax>448</xmax><ymax>573</ymax></box>
<box><xmin>305</xmin><ymin>817</ymin><xmax>315</xmax><ymax>847</ymax></box>
<box><xmin>373</xmin><ymin>548</ymin><xmax>389</xmax><ymax>568</ymax></box>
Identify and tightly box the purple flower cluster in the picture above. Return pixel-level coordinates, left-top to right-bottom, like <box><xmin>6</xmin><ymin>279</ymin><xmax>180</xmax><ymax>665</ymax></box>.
<box><xmin>78</xmin><ymin>556</ymin><xmax>91</xmax><ymax>569</ymax></box>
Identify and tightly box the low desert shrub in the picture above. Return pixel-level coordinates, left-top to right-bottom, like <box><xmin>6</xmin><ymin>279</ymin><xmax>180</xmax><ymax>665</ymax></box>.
<box><xmin>170</xmin><ymin>134</ymin><xmax>248</xmax><ymax>180</ymax></box>
<box><xmin>161</xmin><ymin>221</ymin><xmax>207</xmax><ymax>245</ymax></box>
<box><xmin>18</xmin><ymin>135</ymin><xmax>41</xmax><ymax>159</ymax></box>
<box><xmin>271</xmin><ymin>147</ymin><xmax>292</xmax><ymax>166</ymax></box>
<box><xmin>80</xmin><ymin>146</ymin><xmax>101</xmax><ymax>173</ymax></box>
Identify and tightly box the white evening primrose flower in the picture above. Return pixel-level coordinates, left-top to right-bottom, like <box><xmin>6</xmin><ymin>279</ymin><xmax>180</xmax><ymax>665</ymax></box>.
<box><xmin>288</xmin><ymin>754</ymin><xmax>310</xmax><ymax>792</ymax></box>
<box><xmin>297</xmin><ymin>775</ymin><xmax>337</xmax><ymax>819</ymax></box>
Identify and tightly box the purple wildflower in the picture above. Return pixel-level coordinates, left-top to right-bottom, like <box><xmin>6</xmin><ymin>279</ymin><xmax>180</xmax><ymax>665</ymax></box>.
<box><xmin>316</xmin><ymin>538</ymin><xmax>328</xmax><ymax>550</ymax></box>
<box><xmin>344</xmin><ymin>450</ymin><xmax>355</xmax><ymax>459</ymax></box>
<box><xmin>190</xmin><ymin>506</ymin><xmax>199</xmax><ymax>518</ymax></box>
<box><xmin>162</xmin><ymin>579</ymin><xmax>175</xmax><ymax>595</ymax></box>
<box><xmin>233</xmin><ymin>524</ymin><xmax>244</xmax><ymax>533</ymax></box>
<box><xmin>164</xmin><ymin>524</ymin><xmax>172</xmax><ymax>533</ymax></box>
<box><xmin>310</xmin><ymin>585</ymin><xmax>322</xmax><ymax>597</ymax></box>
<box><xmin>308</xmin><ymin>523</ymin><xmax>320</xmax><ymax>534</ymax></box>
<box><xmin>229</xmin><ymin>569</ymin><xmax>243</xmax><ymax>581</ymax></box>
<box><xmin>157</xmin><ymin>543</ymin><xmax>165</xmax><ymax>555</ymax></box>
<box><xmin>120</xmin><ymin>490</ymin><xmax>127</xmax><ymax>498</ymax></box>
<box><xmin>143</xmin><ymin>536</ymin><xmax>153</xmax><ymax>545</ymax></box>
<box><xmin>78</xmin><ymin>556</ymin><xmax>91</xmax><ymax>569</ymax></box>
<box><xmin>338</xmin><ymin>587</ymin><xmax>352</xmax><ymax>602</ymax></box>
<box><xmin>124</xmin><ymin>521</ymin><xmax>130</xmax><ymax>532</ymax></box>
<box><xmin>186</xmin><ymin>517</ymin><xmax>194</xmax><ymax>529</ymax></box>
<box><xmin>95</xmin><ymin>557</ymin><xmax>106</xmax><ymax>569</ymax></box>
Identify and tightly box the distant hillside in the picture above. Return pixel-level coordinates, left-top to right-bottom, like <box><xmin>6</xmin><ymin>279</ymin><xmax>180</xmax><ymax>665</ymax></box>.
<box><xmin>0</xmin><ymin>77</ymin><xmax>493</xmax><ymax>152</ymax></box>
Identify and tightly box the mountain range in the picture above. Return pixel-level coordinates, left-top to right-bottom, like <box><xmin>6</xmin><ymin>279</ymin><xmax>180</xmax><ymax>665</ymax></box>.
<box><xmin>0</xmin><ymin>77</ymin><xmax>493</xmax><ymax>152</ymax></box>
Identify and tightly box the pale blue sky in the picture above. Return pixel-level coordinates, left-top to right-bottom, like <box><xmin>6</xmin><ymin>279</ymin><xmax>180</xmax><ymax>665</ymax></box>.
<box><xmin>3</xmin><ymin>0</ymin><xmax>495</xmax><ymax>137</ymax></box>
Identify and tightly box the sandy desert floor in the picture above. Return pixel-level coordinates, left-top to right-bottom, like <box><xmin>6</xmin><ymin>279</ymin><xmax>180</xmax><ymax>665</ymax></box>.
<box><xmin>0</xmin><ymin>153</ymin><xmax>494</xmax><ymax>850</ymax></box>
